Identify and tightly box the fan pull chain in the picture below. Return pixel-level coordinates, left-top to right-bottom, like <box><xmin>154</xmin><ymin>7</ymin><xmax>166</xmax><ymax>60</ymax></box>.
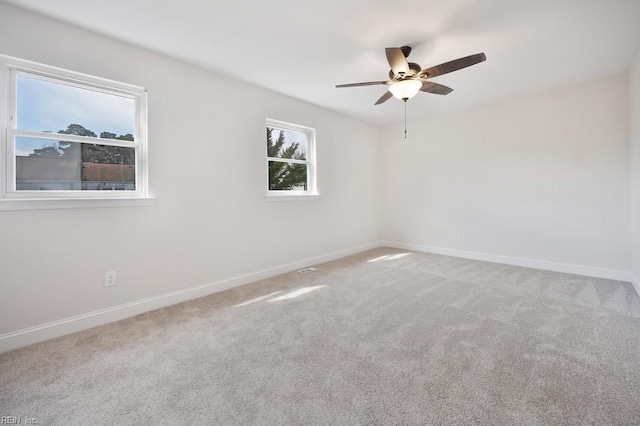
<box><xmin>404</xmin><ymin>99</ymin><xmax>408</xmax><ymax>139</ymax></box>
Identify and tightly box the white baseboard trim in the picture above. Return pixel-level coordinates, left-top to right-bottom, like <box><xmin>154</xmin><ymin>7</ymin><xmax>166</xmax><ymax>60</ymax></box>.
<box><xmin>0</xmin><ymin>241</ymin><xmax>382</xmax><ymax>354</ymax></box>
<box><xmin>4</xmin><ymin>240</ymin><xmax>636</xmax><ymax>353</ymax></box>
<box><xmin>381</xmin><ymin>240</ymin><xmax>635</xmax><ymax>284</ymax></box>
<box><xmin>631</xmin><ymin>274</ymin><xmax>640</xmax><ymax>299</ymax></box>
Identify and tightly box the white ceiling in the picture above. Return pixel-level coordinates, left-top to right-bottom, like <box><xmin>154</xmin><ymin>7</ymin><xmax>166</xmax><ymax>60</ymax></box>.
<box><xmin>4</xmin><ymin>0</ymin><xmax>640</xmax><ymax>125</ymax></box>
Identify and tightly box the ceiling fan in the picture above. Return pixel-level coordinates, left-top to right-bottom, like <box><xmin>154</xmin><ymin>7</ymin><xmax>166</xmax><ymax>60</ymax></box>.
<box><xmin>336</xmin><ymin>46</ymin><xmax>486</xmax><ymax>105</ymax></box>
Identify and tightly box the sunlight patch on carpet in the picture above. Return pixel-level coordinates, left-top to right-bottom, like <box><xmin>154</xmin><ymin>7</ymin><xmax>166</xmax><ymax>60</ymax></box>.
<box><xmin>367</xmin><ymin>253</ymin><xmax>411</xmax><ymax>262</ymax></box>
<box><xmin>268</xmin><ymin>285</ymin><xmax>325</xmax><ymax>302</ymax></box>
<box><xmin>234</xmin><ymin>291</ymin><xmax>283</xmax><ymax>307</ymax></box>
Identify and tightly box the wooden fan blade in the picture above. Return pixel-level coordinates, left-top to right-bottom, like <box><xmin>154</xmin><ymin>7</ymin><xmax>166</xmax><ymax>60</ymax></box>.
<box><xmin>374</xmin><ymin>91</ymin><xmax>393</xmax><ymax>105</ymax></box>
<box><xmin>421</xmin><ymin>53</ymin><xmax>486</xmax><ymax>78</ymax></box>
<box><xmin>385</xmin><ymin>47</ymin><xmax>410</xmax><ymax>76</ymax></box>
<box><xmin>420</xmin><ymin>81</ymin><xmax>454</xmax><ymax>95</ymax></box>
<box><xmin>336</xmin><ymin>80</ymin><xmax>391</xmax><ymax>88</ymax></box>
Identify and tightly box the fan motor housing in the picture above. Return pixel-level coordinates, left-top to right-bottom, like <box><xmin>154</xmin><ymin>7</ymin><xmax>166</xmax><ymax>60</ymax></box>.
<box><xmin>389</xmin><ymin>62</ymin><xmax>422</xmax><ymax>80</ymax></box>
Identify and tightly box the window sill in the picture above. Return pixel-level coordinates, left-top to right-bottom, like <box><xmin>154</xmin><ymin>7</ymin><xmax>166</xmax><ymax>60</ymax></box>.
<box><xmin>0</xmin><ymin>196</ymin><xmax>155</xmax><ymax>211</ymax></box>
<box><xmin>264</xmin><ymin>192</ymin><xmax>319</xmax><ymax>202</ymax></box>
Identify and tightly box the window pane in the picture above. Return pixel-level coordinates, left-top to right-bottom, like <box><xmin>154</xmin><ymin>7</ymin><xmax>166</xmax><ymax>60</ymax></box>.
<box><xmin>268</xmin><ymin>161</ymin><xmax>307</xmax><ymax>191</ymax></box>
<box><xmin>17</xmin><ymin>73</ymin><xmax>135</xmax><ymax>140</ymax></box>
<box><xmin>15</xmin><ymin>137</ymin><xmax>135</xmax><ymax>191</ymax></box>
<box><xmin>267</xmin><ymin>127</ymin><xmax>307</xmax><ymax>160</ymax></box>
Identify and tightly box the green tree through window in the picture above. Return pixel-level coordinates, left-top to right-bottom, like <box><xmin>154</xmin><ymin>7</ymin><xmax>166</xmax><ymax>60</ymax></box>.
<box><xmin>267</xmin><ymin>127</ymin><xmax>307</xmax><ymax>190</ymax></box>
<box><xmin>29</xmin><ymin>123</ymin><xmax>135</xmax><ymax>165</ymax></box>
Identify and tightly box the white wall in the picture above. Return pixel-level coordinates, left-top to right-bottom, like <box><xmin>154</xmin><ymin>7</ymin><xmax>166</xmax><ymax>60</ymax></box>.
<box><xmin>381</xmin><ymin>74</ymin><xmax>630</xmax><ymax>272</ymax></box>
<box><xmin>631</xmin><ymin>50</ymin><xmax>640</xmax><ymax>281</ymax></box>
<box><xmin>0</xmin><ymin>4</ymin><xmax>381</xmax><ymax>335</ymax></box>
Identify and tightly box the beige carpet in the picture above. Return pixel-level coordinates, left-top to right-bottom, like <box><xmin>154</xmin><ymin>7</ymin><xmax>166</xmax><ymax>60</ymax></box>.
<box><xmin>1</xmin><ymin>248</ymin><xmax>640</xmax><ymax>425</ymax></box>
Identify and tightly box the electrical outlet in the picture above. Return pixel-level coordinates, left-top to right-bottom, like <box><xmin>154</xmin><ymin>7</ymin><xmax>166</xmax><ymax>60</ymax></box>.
<box><xmin>458</xmin><ymin>233</ymin><xmax>465</xmax><ymax>242</ymax></box>
<box><xmin>104</xmin><ymin>271</ymin><xmax>117</xmax><ymax>287</ymax></box>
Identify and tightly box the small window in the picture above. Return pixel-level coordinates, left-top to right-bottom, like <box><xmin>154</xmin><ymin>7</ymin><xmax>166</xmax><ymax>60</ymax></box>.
<box><xmin>0</xmin><ymin>55</ymin><xmax>149</xmax><ymax>206</ymax></box>
<box><xmin>266</xmin><ymin>118</ymin><xmax>317</xmax><ymax>198</ymax></box>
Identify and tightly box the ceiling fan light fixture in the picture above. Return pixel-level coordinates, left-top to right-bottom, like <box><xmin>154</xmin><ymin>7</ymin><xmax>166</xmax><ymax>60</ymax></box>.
<box><xmin>389</xmin><ymin>79</ymin><xmax>422</xmax><ymax>100</ymax></box>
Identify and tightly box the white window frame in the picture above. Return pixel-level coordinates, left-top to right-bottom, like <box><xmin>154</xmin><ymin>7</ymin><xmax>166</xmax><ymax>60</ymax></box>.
<box><xmin>265</xmin><ymin>118</ymin><xmax>318</xmax><ymax>200</ymax></box>
<box><xmin>0</xmin><ymin>55</ymin><xmax>152</xmax><ymax>210</ymax></box>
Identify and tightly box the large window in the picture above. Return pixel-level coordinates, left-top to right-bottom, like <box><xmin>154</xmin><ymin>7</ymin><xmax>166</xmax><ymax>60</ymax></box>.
<box><xmin>0</xmin><ymin>55</ymin><xmax>149</xmax><ymax>208</ymax></box>
<box><xmin>266</xmin><ymin>118</ymin><xmax>317</xmax><ymax>198</ymax></box>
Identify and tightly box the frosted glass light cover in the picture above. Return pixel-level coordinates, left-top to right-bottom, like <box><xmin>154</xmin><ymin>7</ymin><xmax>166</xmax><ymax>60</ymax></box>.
<box><xmin>389</xmin><ymin>80</ymin><xmax>423</xmax><ymax>100</ymax></box>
